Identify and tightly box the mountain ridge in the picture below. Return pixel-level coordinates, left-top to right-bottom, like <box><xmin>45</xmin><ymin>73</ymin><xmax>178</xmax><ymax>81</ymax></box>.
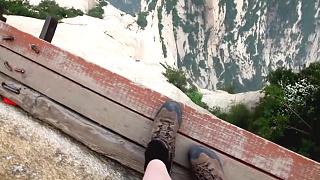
<box><xmin>135</xmin><ymin>0</ymin><xmax>320</xmax><ymax>92</ymax></box>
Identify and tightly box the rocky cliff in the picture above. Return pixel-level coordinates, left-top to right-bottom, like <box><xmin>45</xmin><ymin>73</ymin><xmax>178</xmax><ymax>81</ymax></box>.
<box><xmin>128</xmin><ymin>0</ymin><xmax>320</xmax><ymax>92</ymax></box>
<box><xmin>5</xmin><ymin>0</ymin><xmax>264</xmax><ymax>112</ymax></box>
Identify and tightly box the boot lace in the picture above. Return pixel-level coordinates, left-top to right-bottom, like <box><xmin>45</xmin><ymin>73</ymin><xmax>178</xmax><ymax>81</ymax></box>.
<box><xmin>194</xmin><ymin>162</ymin><xmax>223</xmax><ymax>180</ymax></box>
<box><xmin>153</xmin><ymin>119</ymin><xmax>175</xmax><ymax>145</ymax></box>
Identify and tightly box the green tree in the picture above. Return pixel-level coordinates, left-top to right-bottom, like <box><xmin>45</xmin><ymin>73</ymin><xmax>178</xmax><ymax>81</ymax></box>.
<box><xmin>137</xmin><ymin>11</ymin><xmax>148</xmax><ymax>29</ymax></box>
<box><xmin>0</xmin><ymin>0</ymin><xmax>83</xmax><ymax>20</ymax></box>
<box><xmin>220</xmin><ymin>84</ymin><xmax>235</xmax><ymax>94</ymax></box>
<box><xmin>160</xmin><ymin>63</ymin><xmax>188</xmax><ymax>92</ymax></box>
<box><xmin>251</xmin><ymin>64</ymin><xmax>320</xmax><ymax>162</ymax></box>
<box><xmin>87</xmin><ymin>1</ymin><xmax>107</xmax><ymax>19</ymax></box>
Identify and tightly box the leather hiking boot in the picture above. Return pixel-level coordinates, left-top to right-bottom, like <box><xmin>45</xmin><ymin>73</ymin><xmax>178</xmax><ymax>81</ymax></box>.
<box><xmin>189</xmin><ymin>145</ymin><xmax>226</xmax><ymax>180</ymax></box>
<box><xmin>144</xmin><ymin>100</ymin><xmax>183</xmax><ymax>173</ymax></box>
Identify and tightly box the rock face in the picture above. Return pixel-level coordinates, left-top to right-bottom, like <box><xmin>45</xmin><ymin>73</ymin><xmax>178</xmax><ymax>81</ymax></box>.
<box><xmin>5</xmin><ymin>12</ymin><xmax>261</xmax><ymax>112</ymax></box>
<box><xmin>0</xmin><ymin>102</ymin><xmax>141</xmax><ymax>180</ymax></box>
<box><xmin>136</xmin><ymin>0</ymin><xmax>320</xmax><ymax>92</ymax></box>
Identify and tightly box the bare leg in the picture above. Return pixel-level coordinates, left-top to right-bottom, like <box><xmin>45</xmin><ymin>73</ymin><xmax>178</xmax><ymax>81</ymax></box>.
<box><xmin>143</xmin><ymin>101</ymin><xmax>182</xmax><ymax>179</ymax></box>
<box><xmin>143</xmin><ymin>160</ymin><xmax>171</xmax><ymax>180</ymax></box>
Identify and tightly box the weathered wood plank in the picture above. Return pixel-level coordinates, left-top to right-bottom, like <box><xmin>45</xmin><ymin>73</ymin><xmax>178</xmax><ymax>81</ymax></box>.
<box><xmin>39</xmin><ymin>16</ymin><xmax>57</xmax><ymax>43</ymax></box>
<box><xmin>0</xmin><ymin>72</ymin><xmax>189</xmax><ymax>180</ymax></box>
<box><xmin>0</xmin><ymin>5</ymin><xmax>6</xmax><ymax>22</ymax></box>
<box><xmin>0</xmin><ymin>46</ymin><xmax>275</xmax><ymax>179</ymax></box>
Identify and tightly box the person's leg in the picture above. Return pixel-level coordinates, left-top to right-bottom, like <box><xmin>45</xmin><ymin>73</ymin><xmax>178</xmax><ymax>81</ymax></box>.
<box><xmin>143</xmin><ymin>100</ymin><xmax>183</xmax><ymax>179</ymax></box>
<box><xmin>188</xmin><ymin>145</ymin><xmax>226</xmax><ymax>180</ymax></box>
<box><xmin>143</xmin><ymin>160</ymin><xmax>171</xmax><ymax>180</ymax></box>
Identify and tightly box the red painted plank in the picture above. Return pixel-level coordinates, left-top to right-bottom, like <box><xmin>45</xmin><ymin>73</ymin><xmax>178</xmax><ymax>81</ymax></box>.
<box><xmin>0</xmin><ymin>22</ymin><xmax>319</xmax><ymax>179</ymax></box>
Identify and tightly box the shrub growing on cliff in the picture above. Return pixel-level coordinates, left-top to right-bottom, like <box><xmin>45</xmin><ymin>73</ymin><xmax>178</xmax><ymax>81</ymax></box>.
<box><xmin>160</xmin><ymin>63</ymin><xmax>188</xmax><ymax>92</ymax></box>
<box><xmin>220</xmin><ymin>84</ymin><xmax>235</xmax><ymax>94</ymax></box>
<box><xmin>165</xmin><ymin>0</ymin><xmax>177</xmax><ymax>14</ymax></box>
<box><xmin>160</xmin><ymin>63</ymin><xmax>208</xmax><ymax>109</ymax></box>
<box><xmin>0</xmin><ymin>0</ymin><xmax>83</xmax><ymax>20</ymax></box>
<box><xmin>148</xmin><ymin>0</ymin><xmax>157</xmax><ymax>11</ymax></box>
<box><xmin>137</xmin><ymin>11</ymin><xmax>148</xmax><ymax>29</ymax></box>
<box><xmin>87</xmin><ymin>1</ymin><xmax>107</xmax><ymax>19</ymax></box>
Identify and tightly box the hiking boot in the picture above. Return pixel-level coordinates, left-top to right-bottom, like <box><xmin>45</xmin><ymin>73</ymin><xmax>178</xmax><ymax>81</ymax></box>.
<box><xmin>188</xmin><ymin>145</ymin><xmax>226</xmax><ymax>180</ymax></box>
<box><xmin>144</xmin><ymin>100</ymin><xmax>183</xmax><ymax>173</ymax></box>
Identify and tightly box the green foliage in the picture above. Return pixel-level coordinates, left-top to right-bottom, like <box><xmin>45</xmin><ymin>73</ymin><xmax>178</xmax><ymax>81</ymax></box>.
<box><xmin>191</xmin><ymin>59</ymin><xmax>201</xmax><ymax>79</ymax></box>
<box><xmin>157</xmin><ymin>6</ymin><xmax>167</xmax><ymax>58</ymax></box>
<box><xmin>186</xmin><ymin>91</ymin><xmax>208</xmax><ymax>109</ymax></box>
<box><xmin>198</xmin><ymin>60</ymin><xmax>206</xmax><ymax>69</ymax></box>
<box><xmin>209</xmin><ymin>107</ymin><xmax>228</xmax><ymax>120</ymax></box>
<box><xmin>161</xmin><ymin>63</ymin><xmax>209</xmax><ymax>109</ymax></box>
<box><xmin>183</xmin><ymin>53</ymin><xmax>194</xmax><ymax>70</ymax></box>
<box><xmin>148</xmin><ymin>0</ymin><xmax>157</xmax><ymax>11</ymax></box>
<box><xmin>0</xmin><ymin>0</ymin><xmax>84</xmax><ymax>20</ymax></box>
<box><xmin>161</xmin><ymin>60</ymin><xmax>320</xmax><ymax>162</ymax></box>
<box><xmin>297</xmin><ymin>0</ymin><xmax>316</xmax><ymax>59</ymax></box>
<box><xmin>165</xmin><ymin>0</ymin><xmax>177</xmax><ymax>14</ymax></box>
<box><xmin>239</xmin><ymin>0</ymin><xmax>261</xmax><ymax>34</ymax></box>
<box><xmin>192</xmin><ymin>0</ymin><xmax>205</xmax><ymax>6</ymax></box>
<box><xmin>210</xmin><ymin>104</ymin><xmax>251</xmax><ymax>130</ymax></box>
<box><xmin>160</xmin><ymin>63</ymin><xmax>188</xmax><ymax>92</ymax></box>
<box><xmin>137</xmin><ymin>11</ymin><xmax>148</xmax><ymax>29</ymax></box>
<box><xmin>220</xmin><ymin>84</ymin><xmax>235</xmax><ymax>94</ymax></box>
<box><xmin>227</xmin><ymin>104</ymin><xmax>251</xmax><ymax>129</ymax></box>
<box><xmin>252</xmin><ymin>63</ymin><xmax>320</xmax><ymax>162</ymax></box>
<box><xmin>188</xmin><ymin>33</ymin><xmax>197</xmax><ymax>48</ymax></box>
<box><xmin>172</xmin><ymin>7</ymin><xmax>181</xmax><ymax>27</ymax></box>
<box><xmin>219</xmin><ymin>0</ymin><xmax>237</xmax><ymax>31</ymax></box>
<box><xmin>87</xmin><ymin>1</ymin><xmax>107</xmax><ymax>19</ymax></box>
<box><xmin>245</xmin><ymin>34</ymin><xmax>256</xmax><ymax>56</ymax></box>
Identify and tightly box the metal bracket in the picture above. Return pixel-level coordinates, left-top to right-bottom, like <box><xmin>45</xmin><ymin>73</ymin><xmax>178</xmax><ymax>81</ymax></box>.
<box><xmin>0</xmin><ymin>4</ymin><xmax>6</xmax><ymax>22</ymax></box>
<box><xmin>39</xmin><ymin>16</ymin><xmax>58</xmax><ymax>43</ymax></box>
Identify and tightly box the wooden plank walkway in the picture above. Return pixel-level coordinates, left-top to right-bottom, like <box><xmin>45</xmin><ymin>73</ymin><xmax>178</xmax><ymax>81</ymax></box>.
<box><xmin>0</xmin><ymin>21</ymin><xmax>319</xmax><ymax>180</ymax></box>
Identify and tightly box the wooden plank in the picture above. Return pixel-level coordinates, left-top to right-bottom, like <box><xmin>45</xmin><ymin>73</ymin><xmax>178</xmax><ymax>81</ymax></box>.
<box><xmin>0</xmin><ymin>72</ymin><xmax>189</xmax><ymax>180</ymax></box>
<box><xmin>39</xmin><ymin>16</ymin><xmax>58</xmax><ymax>43</ymax></box>
<box><xmin>0</xmin><ymin>46</ymin><xmax>275</xmax><ymax>179</ymax></box>
<box><xmin>1</xmin><ymin>22</ymin><xmax>319</xmax><ymax>179</ymax></box>
<box><xmin>0</xmin><ymin>5</ymin><xmax>6</xmax><ymax>22</ymax></box>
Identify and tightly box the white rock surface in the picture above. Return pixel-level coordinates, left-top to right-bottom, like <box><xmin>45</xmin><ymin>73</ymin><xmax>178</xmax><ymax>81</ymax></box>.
<box><xmin>201</xmin><ymin>89</ymin><xmax>263</xmax><ymax>112</ymax></box>
<box><xmin>4</xmin><ymin>2</ymin><xmax>261</xmax><ymax>114</ymax></box>
<box><xmin>141</xmin><ymin>0</ymin><xmax>320</xmax><ymax>92</ymax></box>
<box><xmin>28</xmin><ymin>0</ymin><xmax>99</xmax><ymax>13</ymax></box>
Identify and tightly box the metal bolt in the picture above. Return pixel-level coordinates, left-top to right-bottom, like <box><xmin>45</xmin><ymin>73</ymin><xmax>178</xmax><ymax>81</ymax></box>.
<box><xmin>4</xmin><ymin>61</ymin><xmax>12</xmax><ymax>71</ymax></box>
<box><xmin>2</xmin><ymin>36</ymin><xmax>14</xmax><ymax>41</ymax></box>
<box><xmin>30</xmin><ymin>44</ymin><xmax>40</xmax><ymax>53</ymax></box>
<box><xmin>14</xmin><ymin>68</ymin><xmax>25</xmax><ymax>74</ymax></box>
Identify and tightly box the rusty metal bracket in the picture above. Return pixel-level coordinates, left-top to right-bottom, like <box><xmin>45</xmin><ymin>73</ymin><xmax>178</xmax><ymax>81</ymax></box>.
<box><xmin>39</xmin><ymin>16</ymin><xmax>57</xmax><ymax>43</ymax></box>
<box><xmin>0</xmin><ymin>4</ymin><xmax>6</xmax><ymax>22</ymax></box>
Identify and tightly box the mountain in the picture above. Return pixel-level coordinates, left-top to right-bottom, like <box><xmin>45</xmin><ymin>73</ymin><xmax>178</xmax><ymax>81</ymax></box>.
<box><xmin>110</xmin><ymin>0</ymin><xmax>320</xmax><ymax>93</ymax></box>
<box><xmin>4</xmin><ymin>0</ymin><xmax>262</xmax><ymax>112</ymax></box>
<box><xmin>107</xmin><ymin>0</ymin><xmax>140</xmax><ymax>15</ymax></box>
